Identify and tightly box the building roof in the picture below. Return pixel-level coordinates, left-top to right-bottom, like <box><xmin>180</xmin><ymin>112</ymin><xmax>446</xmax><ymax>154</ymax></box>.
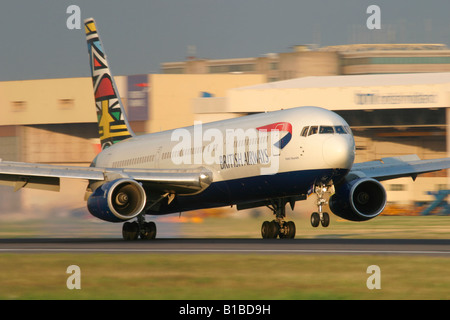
<box><xmin>234</xmin><ymin>72</ymin><xmax>450</xmax><ymax>91</ymax></box>
<box><xmin>319</xmin><ymin>43</ymin><xmax>448</xmax><ymax>52</ymax></box>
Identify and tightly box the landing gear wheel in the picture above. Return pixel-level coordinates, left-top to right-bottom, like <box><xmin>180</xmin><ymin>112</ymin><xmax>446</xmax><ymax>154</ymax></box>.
<box><xmin>261</xmin><ymin>221</ymin><xmax>270</xmax><ymax>239</ymax></box>
<box><xmin>123</xmin><ymin>216</ymin><xmax>158</xmax><ymax>241</ymax></box>
<box><xmin>262</xmin><ymin>198</ymin><xmax>298</xmax><ymax>239</ymax></box>
<box><xmin>122</xmin><ymin>221</ymin><xmax>139</xmax><ymax>240</ymax></box>
<box><xmin>140</xmin><ymin>221</ymin><xmax>157</xmax><ymax>240</ymax></box>
<box><xmin>269</xmin><ymin>220</ymin><xmax>280</xmax><ymax>238</ymax></box>
<box><xmin>285</xmin><ymin>221</ymin><xmax>296</xmax><ymax>239</ymax></box>
<box><xmin>321</xmin><ymin>212</ymin><xmax>330</xmax><ymax>228</ymax></box>
<box><xmin>261</xmin><ymin>220</ymin><xmax>278</xmax><ymax>239</ymax></box>
<box><xmin>311</xmin><ymin>212</ymin><xmax>320</xmax><ymax>228</ymax></box>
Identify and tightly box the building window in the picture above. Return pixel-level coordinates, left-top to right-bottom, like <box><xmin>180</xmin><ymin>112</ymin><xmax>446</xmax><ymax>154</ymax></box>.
<box><xmin>389</xmin><ymin>184</ymin><xmax>406</xmax><ymax>191</ymax></box>
<box><xmin>209</xmin><ymin>64</ymin><xmax>255</xmax><ymax>73</ymax></box>
<box><xmin>371</xmin><ymin>56</ymin><xmax>450</xmax><ymax>65</ymax></box>
<box><xmin>11</xmin><ymin>101</ymin><xmax>26</xmax><ymax>112</ymax></box>
<box><xmin>163</xmin><ymin>68</ymin><xmax>185</xmax><ymax>74</ymax></box>
<box><xmin>58</xmin><ymin>99</ymin><xmax>74</xmax><ymax>109</ymax></box>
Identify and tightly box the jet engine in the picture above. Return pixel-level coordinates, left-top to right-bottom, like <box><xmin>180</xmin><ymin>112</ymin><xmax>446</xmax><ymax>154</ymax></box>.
<box><xmin>87</xmin><ymin>179</ymin><xmax>146</xmax><ymax>222</ymax></box>
<box><xmin>329</xmin><ymin>177</ymin><xmax>386</xmax><ymax>221</ymax></box>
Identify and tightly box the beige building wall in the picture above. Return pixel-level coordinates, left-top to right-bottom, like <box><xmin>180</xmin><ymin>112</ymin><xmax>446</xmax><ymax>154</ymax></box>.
<box><xmin>148</xmin><ymin>74</ymin><xmax>265</xmax><ymax>133</ymax></box>
<box><xmin>20</xmin><ymin>124</ymin><xmax>98</xmax><ymax>163</ymax></box>
<box><xmin>278</xmin><ymin>51</ymin><xmax>339</xmax><ymax>80</ymax></box>
<box><xmin>0</xmin><ymin>73</ymin><xmax>264</xmax><ymax>141</ymax></box>
<box><xmin>0</xmin><ymin>77</ymin><xmax>97</xmax><ymax>126</ymax></box>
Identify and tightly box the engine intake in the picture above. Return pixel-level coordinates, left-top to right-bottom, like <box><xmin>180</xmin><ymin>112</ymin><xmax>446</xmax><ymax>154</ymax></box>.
<box><xmin>87</xmin><ymin>179</ymin><xmax>146</xmax><ymax>222</ymax></box>
<box><xmin>329</xmin><ymin>177</ymin><xmax>386</xmax><ymax>221</ymax></box>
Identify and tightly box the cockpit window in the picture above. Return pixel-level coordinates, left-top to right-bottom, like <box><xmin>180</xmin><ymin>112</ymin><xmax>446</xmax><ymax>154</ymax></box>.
<box><xmin>308</xmin><ymin>126</ymin><xmax>318</xmax><ymax>136</ymax></box>
<box><xmin>319</xmin><ymin>126</ymin><xmax>334</xmax><ymax>134</ymax></box>
<box><xmin>334</xmin><ymin>126</ymin><xmax>346</xmax><ymax>134</ymax></box>
<box><xmin>303</xmin><ymin>125</ymin><xmax>351</xmax><ymax>137</ymax></box>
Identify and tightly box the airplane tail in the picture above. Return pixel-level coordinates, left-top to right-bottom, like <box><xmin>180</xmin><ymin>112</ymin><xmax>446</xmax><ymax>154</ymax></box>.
<box><xmin>84</xmin><ymin>18</ymin><xmax>134</xmax><ymax>150</ymax></box>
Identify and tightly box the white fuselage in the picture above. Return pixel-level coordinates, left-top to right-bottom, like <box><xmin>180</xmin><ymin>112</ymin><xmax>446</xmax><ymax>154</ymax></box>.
<box><xmin>93</xmin><ymin>106</ymin><xmax>355</xmax><ymax>213</ymax></box>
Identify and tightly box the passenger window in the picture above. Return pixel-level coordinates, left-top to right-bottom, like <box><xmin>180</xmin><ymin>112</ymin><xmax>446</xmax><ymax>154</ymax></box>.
<box><xmin>334</xmin><ymin>126</ymin><xmax>346</xmax><ymax>134</ymax></box>
<box><xmin>308</xmin><ymin>126</ymin><xmax>318</xmax><ymax>136</ymax></box>
<box><xmin>300</xmin><ymin>126</ymin><xmax>309</xmax><ymax>137</ymax></box>
<box><xmin>319</xmin><ymin>126</ymin><xmax>334</xmax><ymax>134</ymax></box>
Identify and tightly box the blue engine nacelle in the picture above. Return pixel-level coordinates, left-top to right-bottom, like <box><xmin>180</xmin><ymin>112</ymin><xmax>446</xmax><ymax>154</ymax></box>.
<box><xmin>87</xmin><ymin>179</ymin><xmax>146</xmax><ymax>223</ymax></box>
<box><xmin>329</xmin><ymin>177</ymin><xmax>386</xmax><ymax>221</ymax></box>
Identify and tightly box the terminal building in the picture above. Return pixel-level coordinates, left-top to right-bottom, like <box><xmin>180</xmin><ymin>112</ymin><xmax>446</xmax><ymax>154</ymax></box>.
<box><xmin>2</xmin><ymin>43</ymin><xmax>450</xmax><ymax>216</ymax></box>
<box><xmin>162</xmin><ymin>43</ymin><xmax>450</xmax><ymax>80</ymax></box>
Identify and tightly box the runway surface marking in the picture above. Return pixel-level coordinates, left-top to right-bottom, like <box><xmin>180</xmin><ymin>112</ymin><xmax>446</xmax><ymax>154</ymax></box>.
<box><xmin>0</xmin><ymin>248</ymin><xmax>449</xmax><ymax>255</ymax></box>
<box><xmin>0</xmin><ymin>239</ymin><xmax>450</xmax><ymax>257</ymax></box>
<box><xmin>1</xmin><ymin>238</ymin><xmax>449</xmax><ymax>255</ymax></box>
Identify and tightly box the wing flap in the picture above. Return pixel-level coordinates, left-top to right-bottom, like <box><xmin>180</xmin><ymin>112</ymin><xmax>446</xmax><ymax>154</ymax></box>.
<box><xmin>0</xmin><ymin>161</ymin><xmax>105</xmax><ymax>180</ymax></box>
<box><xmin>0</xmin><ymin>160</ymin><xmax>212</xmax><ymax>194</ymax></box>
<box><xmin>0</xmin><ymin>173</ymin><xmax>60</xmax><ymax>191</ymax></box>
<box><xmin>351</xmin><ymin>155</ymin><xmax>450</xmax><ymax>181</ymax></box>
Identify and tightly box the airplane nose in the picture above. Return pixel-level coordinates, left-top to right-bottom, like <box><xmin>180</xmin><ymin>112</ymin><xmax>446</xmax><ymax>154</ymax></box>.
<box><xmin>323</xmin><ymin>135</ymin><xmax>355</xmax><ymax>169</ymax></box>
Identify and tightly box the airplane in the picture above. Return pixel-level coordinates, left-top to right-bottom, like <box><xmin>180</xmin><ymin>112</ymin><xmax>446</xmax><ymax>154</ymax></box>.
<box><xmin>1</xmin><ymin>17</ymin><xmax>450</xmax><ymax>240</ymax></box>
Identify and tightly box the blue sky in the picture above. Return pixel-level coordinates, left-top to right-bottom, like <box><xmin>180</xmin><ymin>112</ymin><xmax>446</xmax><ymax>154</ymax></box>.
<box><xmin>1</xmin><ymin>0</ymin><xmax>450</xmax><ymax>81</ymax></box>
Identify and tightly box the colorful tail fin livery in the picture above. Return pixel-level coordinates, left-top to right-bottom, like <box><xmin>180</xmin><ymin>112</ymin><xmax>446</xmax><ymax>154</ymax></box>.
<box><xmin>84</xmin><ymin>18</ymin><xmax>134</xmax><ymax>150</ymax></box>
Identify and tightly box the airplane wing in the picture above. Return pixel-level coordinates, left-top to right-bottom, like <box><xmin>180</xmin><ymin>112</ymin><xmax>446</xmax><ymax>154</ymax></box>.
<box><xmin>350</xmin><ymin>154</ymin><xmax>450</xmax><ymax>181</ymax></box>
<box><xmin>0</xmin><ymin>160</ymin><xmax>212</xmax><ymax>194</ymax></box>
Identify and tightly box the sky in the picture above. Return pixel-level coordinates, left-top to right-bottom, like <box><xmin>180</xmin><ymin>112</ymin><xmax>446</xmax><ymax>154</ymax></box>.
<box><xmin>1</xmin><ymin>0</ymin><xmax>450</xmax><ymax>81</ymax></box>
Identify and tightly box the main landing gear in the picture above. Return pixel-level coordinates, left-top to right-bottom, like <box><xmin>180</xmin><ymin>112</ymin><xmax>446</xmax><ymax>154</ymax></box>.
<box><xmin>310</xmin><ymin>183</ymin><xmax>331</xmax><ymax>228</ymax></box>
<box><xmin>261</xmin><ymin>199</ymin><xmax>296</xmax><ymax>239</ymax></box>
<box><xmin>122</xmin><ymin>214</ymin><xmax>157</xmax><ymax>240</ymax></box>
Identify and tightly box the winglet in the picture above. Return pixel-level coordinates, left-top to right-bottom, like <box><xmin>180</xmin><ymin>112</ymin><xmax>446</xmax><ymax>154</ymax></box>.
<box><xmin>84</xmin><ymin>18</ymin><xmax>134</xmax><ymax>150</ymax></box>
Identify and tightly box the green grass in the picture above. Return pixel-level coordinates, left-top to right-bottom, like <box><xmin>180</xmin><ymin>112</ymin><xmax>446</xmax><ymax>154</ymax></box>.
<box><xmin>0</xmin><ymin>253</ymin><xmax>449</xmax><ymax>299</ymax></box>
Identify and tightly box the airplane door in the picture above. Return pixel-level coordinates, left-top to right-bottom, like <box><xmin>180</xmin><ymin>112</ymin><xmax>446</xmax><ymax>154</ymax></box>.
<box><xmin>155</xmin><ymin>146</ymin><xmax>162</xmax><ymax>169</ymax></box>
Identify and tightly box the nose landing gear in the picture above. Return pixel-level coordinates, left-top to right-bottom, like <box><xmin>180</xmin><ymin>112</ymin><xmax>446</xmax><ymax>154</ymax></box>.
<box><xmin>310</xmin><ymin>183</ymin><xmax>332</xmax><ymax>228</ymax></box>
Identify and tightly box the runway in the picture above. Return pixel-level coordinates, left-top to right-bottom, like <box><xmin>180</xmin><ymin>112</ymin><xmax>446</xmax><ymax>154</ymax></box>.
<box><xmin>0</xmin><ymin>238</ymin><xmax>450</xmax><ymax>256</ymax></box>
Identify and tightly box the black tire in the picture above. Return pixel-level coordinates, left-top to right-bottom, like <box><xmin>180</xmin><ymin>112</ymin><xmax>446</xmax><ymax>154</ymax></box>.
<box><xmin>261</xmin><ymin>220</ymin><xmax>279</xmax><ymax>239</ymax></box>
<box><xmin>321</xmin><ymin>212</ymin><xmax>330</xmax><ymax>228</ymax></box>
<box><xmin>140</xmin><ymin>221</ymin><xmax>157</xmax><ymax>240</ymax></box>
<box><xmin>130</xmin><ymin>221</ymin><xmax>139</xmax><ymax>240</ymax></box>
<box><xmin>286</xmin><ymin>221</ymin><xmax>296</xmax><ymax>239</ymax></box>
<box><xmin>311</xmin><ymin>212</ymin><xmax>320</xmax><ymax>228</ymax></box>
<box><xmin>122</xmin><ymin>222</ymin><xmax>131</xmax><ymax>240</ymax></box>
<box><xmin>261</xmin><ymin>221</ymin><xmax>270</xmax><ymax>239</ymax></box>
<box><xmin>122</xmin><ymin>221</ymin><xmax>139</xmax><ymax>240</ymax></box>
<box><xmin>269</xmin><ymin>220</ymin><xmax>279</xmax><ymax>239</ymax></box>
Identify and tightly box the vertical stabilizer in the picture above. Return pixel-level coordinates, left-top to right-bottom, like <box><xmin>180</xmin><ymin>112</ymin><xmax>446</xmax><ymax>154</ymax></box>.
<box><xmin>84</xmin><ymin>18</ymin><xmax>134</xmax><ymax>150</ymax></box>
